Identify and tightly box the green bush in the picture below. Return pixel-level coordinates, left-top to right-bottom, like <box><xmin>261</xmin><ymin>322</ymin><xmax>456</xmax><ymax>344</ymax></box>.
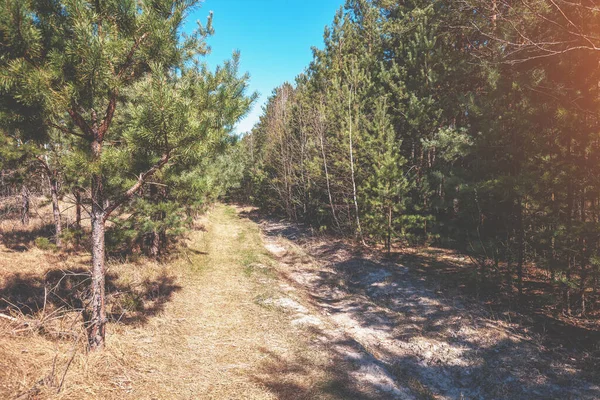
<box><xmin>34</xmin><ymin>237</ymin><xmax>57</xmax><ymax>251</ymax></box>
<box><xmin>60</xmin><ymin>228</ymin><xmax>86</xmax><ymax>249</ymax></box>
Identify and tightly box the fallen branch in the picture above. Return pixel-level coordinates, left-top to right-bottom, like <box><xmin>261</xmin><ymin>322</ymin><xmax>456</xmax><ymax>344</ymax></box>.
<box><xmin>0</xmin><ymin>312</ymin><xmax>19</xmax><ymax>323</ymax></box>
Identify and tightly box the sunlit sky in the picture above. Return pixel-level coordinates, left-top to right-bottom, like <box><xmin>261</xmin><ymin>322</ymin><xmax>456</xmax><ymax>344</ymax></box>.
<box><xmin>186</xmin><ymin>0</ymin><xmax>344</xmax><ymax>135</ymax></box>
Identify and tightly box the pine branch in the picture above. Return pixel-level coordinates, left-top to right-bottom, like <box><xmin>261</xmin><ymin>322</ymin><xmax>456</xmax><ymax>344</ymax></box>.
<box><xmin>98</xmin><ymin>94</ymin><xmax>117</xmax><ymax>139</ymax></box>
<box><xmin>116</xmin><ymin>32</ymin><xmax>150</xmax><ymax>80</ymax></box>
<box><xmin>35</xmin><ymin>155</ymin><xmax>51</xmax><ymax>174</ymax></box>
<box><xmin>67</xmin><ymin>109</ymin><xmax>94</xmax><ymax>138</ymax></box>
<box><xmin>48</xmin><ymin>122</ymin><xmax>88</xmax><ymax>140</ymax></box>
<box><xmin>103</xmin><ymin>152</ymin><xmax>170</xmax><ymax>220</ymax></box>
<box><xmin>97</xmin><ymin>32</ymin><xmax>150</xmax><ymax>139</ymax></box>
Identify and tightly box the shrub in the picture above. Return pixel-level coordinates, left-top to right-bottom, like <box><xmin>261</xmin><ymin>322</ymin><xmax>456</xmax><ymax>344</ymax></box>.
<box><xmin>34</xmin><ymin>237</ymin><xmax>57</xmax><ymax>251</ymax></box>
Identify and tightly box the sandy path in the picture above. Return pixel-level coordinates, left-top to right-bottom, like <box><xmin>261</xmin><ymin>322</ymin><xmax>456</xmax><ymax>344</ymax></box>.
<box><xmin>255</xmin><ymin>216</ymin><xmax>600</xmax><ymax>400</ymax></box>
<box><xmin>3</xmin><ymin>204</ymin><xmax>412</xmax><ymax>399</ymax></box>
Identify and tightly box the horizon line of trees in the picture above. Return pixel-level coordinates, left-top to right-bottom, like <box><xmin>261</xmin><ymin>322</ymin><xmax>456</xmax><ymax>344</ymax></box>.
<box><xmin>238</xmin><ymin>0</ymin><xmax>600</xmax><ymax>317</ymax></box>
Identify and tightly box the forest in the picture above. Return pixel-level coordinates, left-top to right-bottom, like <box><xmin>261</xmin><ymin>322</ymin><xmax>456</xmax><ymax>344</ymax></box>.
<box><xmin>240</xmin><ymin>0</ymin><xmax>600</xmax><ymax>319</ymax></box>
<box><xmin>1</xmin><ymin>0</ymin><xmax>600</xmax><ymax>399</ymax></box>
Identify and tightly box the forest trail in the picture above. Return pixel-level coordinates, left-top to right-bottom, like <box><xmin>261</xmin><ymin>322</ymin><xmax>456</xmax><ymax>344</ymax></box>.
<box><xmin>244</xmin><ymin>208</ymin><xmax>600</xmax><ymax>400</ymax></box>
<box><xmin>3</xmin><ymin>205</ymin><xmax>600</xmax><ymax>399</ymax></box>
<box><xmin>2</xmin><ymin>205</ymin><xmax>360</xmax><ymax>399</ymax></box>
<box><xmin>97</xmin><ymin>204</ymin><xmax>292</xmax><ymax>399</ymax></box>
<box><xmin>79</xmin><ymin>203</ymin><xmax>390</xmax><ymax>399</ymax></box>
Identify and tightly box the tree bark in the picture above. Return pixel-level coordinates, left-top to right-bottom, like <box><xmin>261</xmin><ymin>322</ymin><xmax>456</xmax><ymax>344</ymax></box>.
<box><xmin>150</xmin><ymin>231</ymin><xmax>160</xmax><ymax>257</ymax></box>
<box><xmin>505</xmin><ymin>234</ymin><xmax>513</xmax><ymax>291</ymax></box>
<box><xmin>21</xmin><ymin>185</ymin><xmax>29</xmax><ymax>225</ymax></box>
<box><xmin>149</xmin><ymin>184</ymin><xmax>161</xmax><ymax>258</ymax></box>
<box><xmin>49</xmin><ymin>173</ymin><xmax>62</xmax><ymax>247</ymax></box>
<box><xmin>386</xmin><ymin>204</ymin><xmax>392</xmax><ymax>256</ymax></box>
<box><xmin>579</xmin><ymin>189</ymin><xmax>587</xmax><ymax>316</ymax></box>
<box><xmin>565</xmin><ymin>260</ymin><xmax>572</xmax><ymax>315</ymax></box>
<box><xmin>516</xmin><ymin>197</ymin><xmax>524</xmax><ymax>301</ymax></box>
<box><xmin>88</xmin><ymin>135</ymin><xmax>107</xmax><ymax>350</ymax></box>
<box><xmin>75</xmin><ymin>190</ymin><xmax>82</xmax><ymax>230</ymax></box>
<box><xmin>318</xmin><ymin>125</ymin><xmax>341</xmax><ymax>231</ymax></box>
<box><xmin>564</xmin><ymin>138</ymin><xmax>574</xmax><ymax>315</ymax></box>
<box><xmin>348</xmin><ymin>85</ymin><xmax>364</xmax><ymax>244</ymax></box>
<box><xmin>89</xmin><ymin>200</ymin><xmax>106</xmax><ymax>349</ymax></box>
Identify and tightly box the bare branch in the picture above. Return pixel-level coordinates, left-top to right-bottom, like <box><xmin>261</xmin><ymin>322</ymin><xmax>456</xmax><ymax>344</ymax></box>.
<box><xmin>467</xmin><ymin>0</ymin><xmax>600</xmax><ymax>64</ymax></box>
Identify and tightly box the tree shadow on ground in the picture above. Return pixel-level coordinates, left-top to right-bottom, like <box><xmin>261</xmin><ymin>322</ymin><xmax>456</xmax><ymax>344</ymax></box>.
<box><xmin>398</xmin><ymin>251</ymin><xmax>600</xmax><ymax>352</ymax></box>
<box><xmin>238</xmin><ymin>208</ymin><xmax>311</xmax><ymax>241</ymax></box>
<box><xmin>245</xmin><ymin>208</ymin><xmax>600</xmax><ymax>351</ymax></box>
<box><xmin>244</xmin><ymin>209</ymin><xmax>600</xmax><ymax>399</ymax></box>
<box><xmin>251</xmin><ymin>340</ymin><xmax>396</xmax><ymax>400</ymax></box>
<box><xmin>0</xmin><ymin>223</ymin><xmax>56</xmax><ymax>252</ymax></box>
<box><xmin>316</xmin><ymin>256</ymin><xmax>600</xmax><ymax>399</ymax></box>
<box><xmin>0</xmin><ymin>267</ymin><xmax>181</xmax><ymax>327</ymax></box>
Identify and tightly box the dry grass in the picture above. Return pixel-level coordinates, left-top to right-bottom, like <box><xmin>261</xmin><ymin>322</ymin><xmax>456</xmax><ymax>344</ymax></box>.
<box><xmin>0</xmin><ymin>203</ymin><xmax>345</xmax><ymax>399</ymax></box>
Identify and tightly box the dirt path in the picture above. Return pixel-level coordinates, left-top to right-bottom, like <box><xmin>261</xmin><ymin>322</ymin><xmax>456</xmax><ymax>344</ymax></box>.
<box><xmin>107</xmin><ymin>205</ymin><xmax>442</xmax><ymax>399</ymax></box>
<box><xmin>107</xmin><ymin>206</ymin><xmax>287</xmax><ymax>398</ymax></box>
<box><xmin>248</xmin><ymin>211</ymin><xmax>600</xmax><ymax>400</ymax></box>
<box><xmin>2</xmin><ymin>205</ymin><xmax>363</xmax><ymax>399</ymax></box>
<box><xmin>4</xmin><ymin>205</ymin><xmax>599</xmax><ymax>399</ymax></box>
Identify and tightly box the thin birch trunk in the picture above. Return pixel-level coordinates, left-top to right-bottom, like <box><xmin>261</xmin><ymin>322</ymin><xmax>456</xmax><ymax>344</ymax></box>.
<box><xmin>319</xmin><ymin>125</ymin><xmax>341</xmax><ymax>231</ymax></box>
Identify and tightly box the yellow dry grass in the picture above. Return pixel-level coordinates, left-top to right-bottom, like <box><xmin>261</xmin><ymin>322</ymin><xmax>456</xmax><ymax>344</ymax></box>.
<box><xmin>0</xmin><ymin>203</ymin><xmax>342</xmax><ymax>399</ymax></box>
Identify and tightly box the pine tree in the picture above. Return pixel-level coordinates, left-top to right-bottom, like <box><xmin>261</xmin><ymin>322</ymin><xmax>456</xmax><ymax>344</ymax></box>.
<box><xmin>362</xmin><ymin>97</ymin><xmax>408</xmax><ymax>254</ymax></box>
<box><xmin>0</xmin><ymin>0</ymin><xmax>253</xmax><ymax>348</ymax></box>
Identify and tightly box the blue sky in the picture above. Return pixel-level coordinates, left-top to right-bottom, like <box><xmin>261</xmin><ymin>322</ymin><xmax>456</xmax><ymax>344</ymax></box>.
<box><xmin>186</xmin><ymin>0</ymin><xmax>344</xmax><ymax>135</ymax></box>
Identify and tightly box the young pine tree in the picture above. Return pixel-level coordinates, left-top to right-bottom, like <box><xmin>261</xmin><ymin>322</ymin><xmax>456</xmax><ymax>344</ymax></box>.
<box><xmin>0</xmin><ymin>0</ymin><xmax>252</xmax><ymax>349</ymax></box>
<box><xmin>363</xmin><ymin>97</ymin><xmax>408</xmax><ymax>254</ymax></box>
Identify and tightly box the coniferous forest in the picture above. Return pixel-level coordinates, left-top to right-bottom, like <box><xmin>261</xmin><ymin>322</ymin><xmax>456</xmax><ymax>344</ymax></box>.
<box><xmin>2</xmin><ymin>0</ymin><xmax>600</xmax><ymax>398</ymax></box>
<box><xmin>239</xmin><ymin>0</ymin><xmax>600</xmax><ymax>319</ymax></box>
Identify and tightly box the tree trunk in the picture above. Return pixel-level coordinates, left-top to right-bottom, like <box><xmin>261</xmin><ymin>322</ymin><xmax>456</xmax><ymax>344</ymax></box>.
<box><xmin>150</xmin><ymin>231</ymin><xmax>160</xmax><ymax>257</ymax></box>
<box><xmin>564</xmin><ymin>139</ymin><xmax>573</xmax><ymax>315</ymax></box>
<box><xmin>348</xmin><ymin>86</ymin><xmax>364</xmax><ymax>244</ymax></box>
<box><xmin>88</xmin><ymin>137</ymin><xmax>107</xmax><ymax>350</ymax></box>
<box><xmin>319</xmin><ymin>129</ymin><xmax>340</xmax><ymax>231</ymax></box>
<box><xmin>21</xmin><ymin>185</ymin><xmax>29</xmax><ymax>225</ymax></box>
<box><xmin>506</xmin><ymin>247</ymin><xmax>513</xmax><ymax>291</ymax></box>
<box><xmin>75</xmin><ymin>190</ymin><xmax>82</xmax><ymax>230</ymax></box>
<box><xmin>565</xmin><ymin>261</ymin><xmax>572</xmax><ymax>315</ymax></box>
<box><xmin>148</xmin><ymin>184</ymin><xmax>163</xmax><ymax>258</ymax></box>
<box><xmin>581</xmin><ymin>279</ymin><xmax>586</xmax><ymax>316</ymax></box>
<box><xmin>49</xmin><ymin>174</ymin><xmax>62</xmax><ymax>247</ymax></box>
<box><xmin>516</xmin><ymin>197</ymin><xmax>524</xmax><ymax>301</ymax></box>
<box><xmin>386</xmin><ymin>204</ymin><xmax>392</xmax><ymax>256</ymax></box>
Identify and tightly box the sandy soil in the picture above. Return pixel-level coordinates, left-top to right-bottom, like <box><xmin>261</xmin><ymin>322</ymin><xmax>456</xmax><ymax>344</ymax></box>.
<box><xmin>248</xmin><ymin>211</ymin><xmax>600</xmax><ymax>400</ymax></box>
<box><xmin>2</xmin><ymin>202</ymin><xmax>598</xmax><ymax>399</ymax></box>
